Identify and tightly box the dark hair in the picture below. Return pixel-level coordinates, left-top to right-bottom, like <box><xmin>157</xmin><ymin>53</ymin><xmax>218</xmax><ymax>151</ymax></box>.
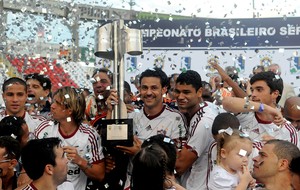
<box><xmin>212</xmin><ymin>113</ymin><xmax>240</xmax><ymax>136</ymax></box>
<box><xmin>139</xmin><ymin>68</ymin><xmax>168</xmax><ymax>88</ymax></box>
<box><xmin>2</xmin><ymin>77</ymin><xmax>27</xmax><ymax>93</ymax></box>
<box><xmin>25</xmin><ymin>73</ymin><xmax>52</xmax><ymax>91</ymax></box>
<box><xmin>290</xmin><ymin>156</ymin><xmax>300</xmax><ymax>175</ymax></box>
<box><xmin>92</xmin><ymin>68</ymin><xmax>113</xmax><ymax>84</ymax></box>
<box><xmin>141</xmin><ymin>134</ymin><xmax>176</xmax><ymax>175</ymax></box>
<box><xmin>124</xmin><ymin>81</ymin><xmax>132</xmax><ymax>95</ymax></box>
<box><xmin>176</xmin><ymin>70</ymin><xmax>202</xmax><ymax>91</ymax></box>
<box><xmin>265</xmin><ymin>139</ymin><xmax>300</xmax><ymax>162</ymax></box>
<box><xmin>250</xmin><ymin>71</ymin><xmax>283</xmax><ymax>103</ymax></box>
<box><xmin>201</xmin><ymin>81</ymin><xmax>213</xmax><ymax>102</ymax></box>
<box><xmin>0</xmin><ymin>136</ymin><xmax>21</xmax><ymax>160</ymax></box>
<box><xmin>252</xmin><ymin>65</ymin><xmax>265</xmax><ymax>73</ymax></box>
<box><xmin>21</xmin><ymin>138</ymin><xmax>61</xmax><ymax>180</ymax></box>
<box><xmin>0</xmin><ymin>116</ymin><xmax>26</xmax><ymax>144</ymax></box>
<box><xmin>131</xmin><ymin>144</ymin><xmax>167</xmax><ymax>190</ymax></box>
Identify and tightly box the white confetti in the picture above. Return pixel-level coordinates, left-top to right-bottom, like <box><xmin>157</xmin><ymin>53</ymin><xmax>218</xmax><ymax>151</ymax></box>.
<box><xmin>239</xmin><ymin>149</ymin><xmax>247</xmax><ymax>157</ymax></box>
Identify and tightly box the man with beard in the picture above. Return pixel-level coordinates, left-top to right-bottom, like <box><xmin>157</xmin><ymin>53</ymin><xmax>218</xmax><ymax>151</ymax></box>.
<box><xmin>85</xmin><ymin>68</ymin><xmax>113</xmax><ymax>125</ymax></box>
<box><xmin>25</xmin><ymin>73</ymin><xmax>52</xmax><ymax>119</ymax></box>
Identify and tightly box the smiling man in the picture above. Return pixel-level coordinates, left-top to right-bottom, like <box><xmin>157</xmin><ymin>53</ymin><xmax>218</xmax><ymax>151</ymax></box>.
<box><xmin>117</xmin><ymin>68</ymin><xmax>187</xmax><ymax>190</ymax></box>
<box><xmin>252</xmin><ymin>139</ymin><xmax>300</xmax><ymax>190</ymax></box>
<box><xmin>222</xmin><ymin>71</ymin><xmax>298</xmax><ymax>149</ymax></box>
<box><xmin>0</xmin><ymin>77</ymin><xmax>46</xmax><ymax>133</ymax></box>
<box><xmin>174</xmin><ymin>70</ymin><xmax>217</xmax><ymax>190</ymax></box>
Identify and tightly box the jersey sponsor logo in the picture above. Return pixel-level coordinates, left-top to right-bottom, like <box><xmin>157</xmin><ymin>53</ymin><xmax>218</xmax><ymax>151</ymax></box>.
<box><xmin>68</xmin><ymin>168</ymin><xmax>80</xmax><ymax>175</ymax></box>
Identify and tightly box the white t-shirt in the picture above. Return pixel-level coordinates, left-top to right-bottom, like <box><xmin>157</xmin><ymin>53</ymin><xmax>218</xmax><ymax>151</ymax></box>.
<box><xmin>237</xmin><ymin>112</ymin><xmax>299</xmax><ymax>147</ymax></box>
<box><xmin>128</xmin><ymin>105</ymin><xmax>187</xmax><ymax>141</ymax></box>
<box><xmin>181</xmin><ymin>103</ymin><xmax>217</xmax><ymax>190</ymax></box>
<box><xmin>207</xmin><ymin>165</ymin><xmax>239</xmax><ymax>190</ymax></box>
<box><xmin>34</xmin><ymin>121</ymin><xmax>104</xmax><ymax>190</ymax></box>
<box><xmin>0</xmin><ymin>110</ymin><xmax>46</xmax><ymax>133</ymax></box>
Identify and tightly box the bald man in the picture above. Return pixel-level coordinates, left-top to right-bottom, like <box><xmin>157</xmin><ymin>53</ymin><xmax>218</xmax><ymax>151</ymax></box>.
<box><xmin>284</xmin><ymin>96</ymin><xmax>300</xmax><ymax>130</ymax></box>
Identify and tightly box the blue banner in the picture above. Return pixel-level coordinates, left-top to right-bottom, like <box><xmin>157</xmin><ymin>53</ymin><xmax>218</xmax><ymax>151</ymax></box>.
<box><xmin>126</xmin><ymin>17</ymin><xmax>300</xmax><ymax>48</ymax></box>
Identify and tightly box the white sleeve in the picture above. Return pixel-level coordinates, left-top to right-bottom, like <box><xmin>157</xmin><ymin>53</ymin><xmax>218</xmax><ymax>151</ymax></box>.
<box><xmin>187</xmin><ymin>118</ymin><xmax>214</xmax><ymax>157</ymax></box>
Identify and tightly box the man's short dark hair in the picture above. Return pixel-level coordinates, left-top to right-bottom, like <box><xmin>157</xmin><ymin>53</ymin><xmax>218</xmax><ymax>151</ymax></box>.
<box><xmin>25</xmin><ymin>73</ymin><xmax>52</xmax><ymax>91</ymax></box>
<box><xmin>0</xmin><ymin>116</ymin><xmax>26</xmax><ymax>144</ymax></box>
<box><xmin>250</xmin><ymin>71</ymin><xmax>283</xmax><ymax>103</ymax></box>
<box><xmin>2</xmin><ymin>77</ymin><xmax>27</xmax><ymax>93</ymax></box>
<box><xmin>139</xmin><ymin>68</ymin><xmax>168</xmax><ymax>88</ymax></box>
<box><xmin>176</xmin><ymin>70</ymin><xmax>202</xmax><ymax>91</ymax></box>
<box><xmin>21</xmin><ymin>138</ymin><xmax>61</xmax><ymax>180</ymax></box>
<box><xmin>266</xmin><ymin>139</ymin><xmax>300</xmax><ymax>163</ymax></box>
<box><xmin>0</xmin><ymin>136</ymin><xmax>21</xmax><ymax>160</ymax></box>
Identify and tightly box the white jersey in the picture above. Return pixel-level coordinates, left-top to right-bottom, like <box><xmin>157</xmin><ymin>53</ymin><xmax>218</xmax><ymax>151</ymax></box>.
<box><xmin>181</xmin><ymin>103</ymin><xmax>216</xmax><ymax>190</ymax></box>
<box><xmin>128</xmin><ymin>105</ymin><xmax>187</xmax><ymax>141</ymax></box>
<box><xmin>207</xmin><ymin>165</ymin><xmax>239</xmax><ymax>190</ymax></box>
<box><xmin>237</xmin><ymin>112</ymin><xmax>298</xmax><ymax>148</ymax></box>
<box><xmin>0</xmin><ymin>110</ymin><xmax>46</xmax><ymax>133</ymax></box>
<box><xmin>34</xmin><ymin>121</ymin><xmax>104</xmax><ymax>190</ymax></box>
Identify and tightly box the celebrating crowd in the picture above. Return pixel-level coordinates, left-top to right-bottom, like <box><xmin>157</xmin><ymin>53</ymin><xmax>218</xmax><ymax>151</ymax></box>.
<box><xmin>0</xmin><ymin>62</ymin><xmax>299</xmax><ymax>190</ymax></box>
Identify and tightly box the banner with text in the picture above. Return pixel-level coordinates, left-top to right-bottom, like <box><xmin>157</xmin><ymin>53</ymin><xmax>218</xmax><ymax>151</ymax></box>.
<box><xmin>126</xmin><ymin>17</ymin><xmax>300</xmax><ymax>48</ymax></box>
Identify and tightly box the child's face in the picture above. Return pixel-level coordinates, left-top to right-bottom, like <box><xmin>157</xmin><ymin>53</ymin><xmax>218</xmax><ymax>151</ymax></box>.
<box><xmin>221</xmin><ymin>140</ymin><xmax>252</xmax><ymax>173</ymax></box>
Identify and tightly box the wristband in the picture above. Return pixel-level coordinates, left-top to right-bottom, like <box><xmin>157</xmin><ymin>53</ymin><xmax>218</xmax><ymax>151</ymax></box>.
<box><xmin>258</xmin><ymin>103</ymin><xmax>264</xmax><ymax>113</ymax></box>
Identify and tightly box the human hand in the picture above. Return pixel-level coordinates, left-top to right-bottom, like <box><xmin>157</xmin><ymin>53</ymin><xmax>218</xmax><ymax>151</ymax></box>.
<box><xmin>106</xmin><ymin>89</ymin><xmax>119</xmax><ymax>112</ymax></box>
<box><xmin>63</xmin><ymin>146</ymin><xmax>81</xmax><ymax>165</ymax></box>
<box><xmin>116</xmin><ymin>136</ymin><xmax>142</xmax><ymax>156</ymax></box>
<box><xmin>105</xmin><ymin>155</ymin><xmax>116</xmax><ymax>173</ymax></box>
<box><xmin>126</xmin><ymin>104</ymin><xmax>135</xmax><ymax>113</ymax></box>
<box><xmin>238</xmin><ymin>165</ymin><xmax>255</xmax><ymax>186</ymax></box>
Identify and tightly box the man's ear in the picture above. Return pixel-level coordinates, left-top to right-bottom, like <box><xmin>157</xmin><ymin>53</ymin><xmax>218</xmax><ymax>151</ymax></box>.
<box><xmin>8</xmin><ymin>159</ymin><xmax>18</xmax><ymax>169</ymax></box>
<box><xmin>271</xmin><ymin>90</ymin><xmax>280</xmax><ymax>102</ymax></box>
<box><xmin>162</xmin><ymin>86</ymin><xmax>168</xmax><ymax>94</ymax></box>
<box><xmin>45</xmin><ymin>164</ymin><xmax>54</xmax><ymax>175</ymax></box>
<box><xmin>197</xmin><ymin>87</ymin><xmax>203</xmax><ymax>98</ymax></box>
<box><xmin>278</xmin><ymin>159</ymin><xmax>289</xmax><ymax>172</ymax></box>
<box><xmin>44</xmin><ymin>89</ymin><xmax>50</xmax><ymax>97</ymax></box>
